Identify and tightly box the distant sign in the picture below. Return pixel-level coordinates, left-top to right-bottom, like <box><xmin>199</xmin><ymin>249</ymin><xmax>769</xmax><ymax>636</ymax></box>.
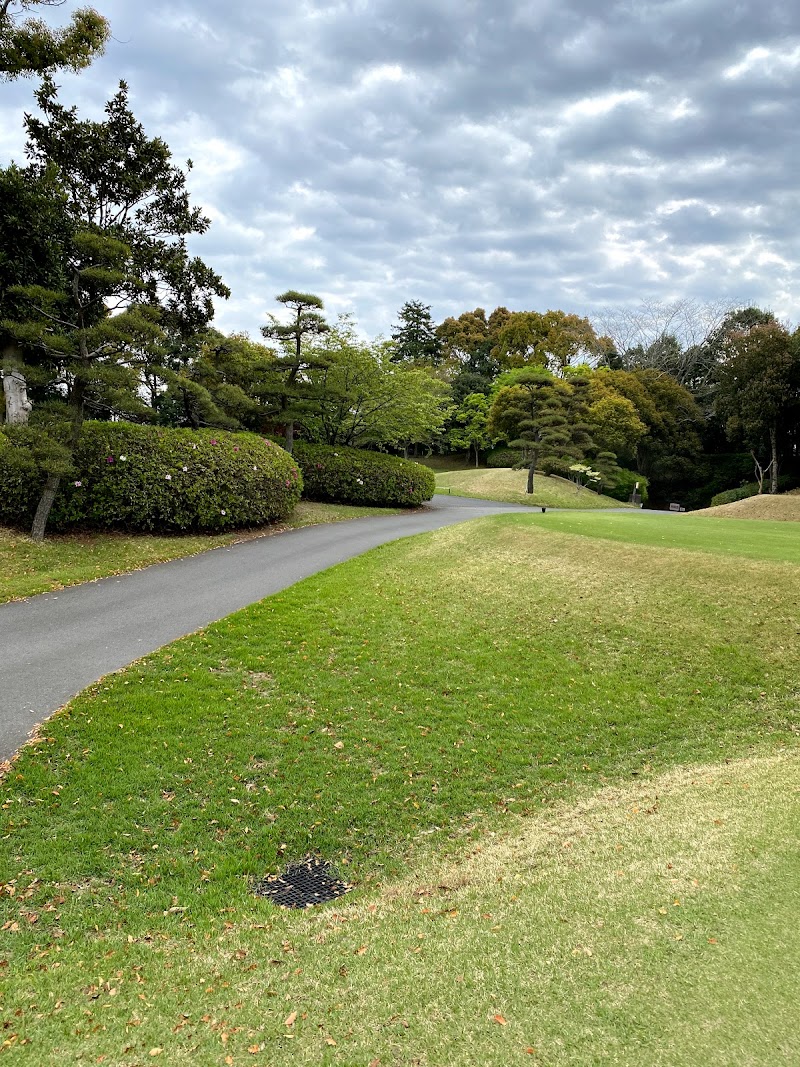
<box><xmin>669</xmin><ymin>503</ymin><xmax>685</xmax><ymax>512</ymax></box>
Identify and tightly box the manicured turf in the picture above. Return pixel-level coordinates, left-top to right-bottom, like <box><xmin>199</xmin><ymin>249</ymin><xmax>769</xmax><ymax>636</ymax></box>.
<box><xmin>1</xmin><ymin>512</ymin><xmax>797</xmax><ymax>1063</ymax></box>
<box><xmin>0</xmin><ymin>501</ymin><xmax>402</xmax><ymax>603</ymax></box>
<box><xmin>522</xmin><ymin>509</ymin><xmax>800</xmax><ymax>564</ymax></box>
<box><xmin>434</xmin><ymin>467</ymin><xmax>629</xmax><ymax>508</ymax></box>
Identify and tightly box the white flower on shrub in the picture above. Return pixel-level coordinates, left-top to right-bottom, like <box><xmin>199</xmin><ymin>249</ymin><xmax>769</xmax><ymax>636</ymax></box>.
<box><xmin>182</xmin><ymin>466</ymin><xmax>188</xmax><ymax>472</ymax></box>
<box><xmin>164</xmin><ymin>473</ymin><xmax>172</xmax><ymax>480</ymax></box>
<box><xmin>221</xmin><ymin>509</ymin><xmax>226</xmax><ymax>515</ymax></box>
<box><xmin>119</xmin><ymin>455</ymin><xmax>127</xmax><ymax>462</ymax></box>
<box><xmin>356</xmin><ymin>477</ymin><xmax>364</xmax><ymax>485</ymax></box>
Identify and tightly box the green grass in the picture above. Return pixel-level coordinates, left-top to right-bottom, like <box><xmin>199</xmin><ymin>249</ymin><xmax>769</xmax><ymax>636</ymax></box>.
<box><xmin>435</xmin><ymin>467</ymin><xmax>629</xmax><ymax>509</ymax></box>
<box><xmin>2</xmin><ymin>513</ymin><xmax>798</xmax><ymax>1063</ymax></box>
<box><xmin>523</xmin><ymin>508</ymin><xmax>800</xmax><ymax>564</ymax></box>
<box><xmin>0</xmin><ymin>501</ymin><xmax>402</xmax><ymax>603</ymax></box>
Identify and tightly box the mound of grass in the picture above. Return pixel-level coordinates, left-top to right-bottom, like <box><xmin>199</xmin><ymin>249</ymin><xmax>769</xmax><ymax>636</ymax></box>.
<box><xmin>435</xmin><ymin>467</ymin><xmax>630</xmax><ymax>509</ymax></box>
<box><xmin>693</xmin><ymin>489</ymin><xmax>800</xmax><ymax>522</ymax></box>
<box><xmin>2</xmin><ymin>513</ymin><xmax>798</xmax><ymax>1062</ymax></box>
<box><xmin>0</xmin><ymin>502</ymin><xmax>402</xmax><ymax>603</ymax></box>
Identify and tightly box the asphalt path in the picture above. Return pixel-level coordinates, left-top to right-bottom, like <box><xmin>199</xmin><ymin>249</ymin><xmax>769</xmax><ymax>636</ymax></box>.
<box><xmin>1</xmin><ymin>495</ymin><xmax>535</xmax><ymax>762</ymax></box>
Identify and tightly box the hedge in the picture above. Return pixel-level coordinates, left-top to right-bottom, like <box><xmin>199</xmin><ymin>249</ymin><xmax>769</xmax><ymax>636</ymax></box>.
<box><xmin>0</xmin><ymin>423</ymin><xmax>302</xmax><ymax>532</ymax></box>
<box><xmin>486</xmin><ymin>447</ymin><xmax>524</xmax><ymax>469</ymax></box>
<box><xmin>292</xmin><ymin>442</ymin><xmax>435</xmax><ymax>506</ymax></box>
<box><xmin>604</xmin><ymin>467</ymin><xmax>649</xmax><ymax>505</ymax></box>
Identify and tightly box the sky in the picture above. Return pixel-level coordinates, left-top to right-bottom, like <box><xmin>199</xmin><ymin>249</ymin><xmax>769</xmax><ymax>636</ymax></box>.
<box><xmin>3</xmin><ymin>0</ymin><xmax>800</xmax><ymax>343</ymax></box>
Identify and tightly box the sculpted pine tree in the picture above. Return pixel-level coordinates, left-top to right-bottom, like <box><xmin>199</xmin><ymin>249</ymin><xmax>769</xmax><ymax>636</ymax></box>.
<box><xmin>260</xmin><ymin>290</ymin><xmax>330</xmax><ymax>452</ymax></box>
<box><xmin>0</xmin><ymin>1</ymin><xmax>109</xmax><ymax>80</ymax></box>
<box><xmin>4</xmin><ymin>77</ymin><xmax>228</xmax><ymax>539</ymax></box>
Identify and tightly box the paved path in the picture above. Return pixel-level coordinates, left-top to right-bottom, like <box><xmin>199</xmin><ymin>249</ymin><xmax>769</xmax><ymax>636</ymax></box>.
<box><xmin>0</xmin><ymin>495</ymin><xmax>533</xmax><ymax>762</ymax></box>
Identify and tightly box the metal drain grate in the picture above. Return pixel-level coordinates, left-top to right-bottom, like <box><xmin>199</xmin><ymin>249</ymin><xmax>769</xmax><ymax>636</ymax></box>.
<box><xmin>253</xmin><ymin>857</ymin><xmax>352</xmax><ymax>908</ymax></box>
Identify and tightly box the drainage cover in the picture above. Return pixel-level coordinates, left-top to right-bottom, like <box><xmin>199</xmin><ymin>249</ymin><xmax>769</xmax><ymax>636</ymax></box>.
<box><xmin>253</xmin><ymin>857</ymin><xmax>352</xmax><ymax>909</ymax></box>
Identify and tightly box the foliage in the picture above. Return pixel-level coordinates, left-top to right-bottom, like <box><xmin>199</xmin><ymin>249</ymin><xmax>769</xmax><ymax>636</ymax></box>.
<box><xmin>2</xmin><ymin>77</ymin><xmax>228</xmax><ymax>537</ymax></box>
<box><xmin>715</xmin><ymin>320</ymin><xmax>800</xmax><ymax>494</ymax></box>
<box><xmin>445</xmin><ymin>391</ymin><xmax>491</xmax><ymax>466</ymax></box>
<box><xmin>485</xmin><ymin>446</ymin><xmax>523</xmax><ymax>468</ymax></box>
<box><xmin>435</xmin><ymin>306</ymin><xmax>507</xmax><ymax>377</ymax></box>
<box><xmin>293</xmin><ymin>441</ymin><xmax>435</xmax><ymax>507</ymax></box>
<box><xmin>0</xmin><ymin>423</ymin><xmax>302</xmax><ymax>532</ymax></box>
<box><xmin>604</xmin><ymin>467</ymin><xmax>649</xmax><ymax>505</ymax></box>
<box><xmin>0</xmin><ymin>0</ymin><xmax>109</xmax><ymax>79</ymax></box>
<box><xmin>709</xmin><ymin>476</ymin><xmax>797</xmax><ymax>508</ymax></box>
<box><xmin>390</xmin><ymin>299</ymin><xmax>441</xmax><ymax>365</ymax></box>
<box><xmin>259</xmin><ymin>290</ymin><xmax>330</xmax><ymax>451</ymax></box>
<box><xmin>301</xmin><ymin>318</ymin><xmax>451</xmax><ymax>449</ymax></box>
<box><xmin>493</xmin><ymin>309</ymin><xmax>608</xmax><ymax>373</ymax></box>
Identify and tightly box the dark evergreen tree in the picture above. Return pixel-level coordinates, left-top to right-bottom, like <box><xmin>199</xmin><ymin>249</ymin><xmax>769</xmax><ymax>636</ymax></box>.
<box><xmin>390</xmin><ymin>300</ymin><xmax>441</xmax><ymax>365</ymax></box>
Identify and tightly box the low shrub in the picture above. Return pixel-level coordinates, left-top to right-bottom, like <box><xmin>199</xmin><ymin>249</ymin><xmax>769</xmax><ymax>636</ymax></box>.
<box><xmin>604</xmin><ymin>467</ymin><xmax>649</xmax><ymax>505</ymax></box>
<box><xmin>293</xmin><ymin>442</ymin><xmax>435</xmax><ymax>507</ymax></box>
<box><xmin>0</xmin><ymin>423</ymin><xmax>302</xmax><ymax>532</ymax></box>
<box><xmin>486</xmin><ymin>447</ymin><xmax>523</xmax><ymax>469</ymax></box>
<box><xmin>710</xmin><ymin>475</ymin><xmax>797</xmax><ymax>508</ymax></box>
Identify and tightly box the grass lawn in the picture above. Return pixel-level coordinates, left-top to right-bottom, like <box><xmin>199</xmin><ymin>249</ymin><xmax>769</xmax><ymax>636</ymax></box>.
<box><xmin>434</xmin><ymin>467</ymin><xmax>629</xmax><ymax>509</ymax></box>
<box><xmin>2</xmin><ymin>511</ymin><xmax>798</xmax><ymax>1064</ymax></box>
<box><xmin>0</xmin><ymin>502</ymin><xmax>402</xmax><ymax>603</ymax></box>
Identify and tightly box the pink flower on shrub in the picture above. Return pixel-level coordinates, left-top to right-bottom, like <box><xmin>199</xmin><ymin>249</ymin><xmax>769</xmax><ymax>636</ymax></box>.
<box><xmin>106</xmin><ymin>456</ymin><xmax>114</xmax><ymax>464</ymax></box>
<box><xmin>74</xmin><ymin>480</ymin><xmax>82</xmax><ymax>487</ymax></box>
<box><xmin>315</xmin><ymin>463</ymin><xmax>322</xmax><ymax>470</ymax></box>
<box><xmin>285</xmin><ymin>479</ymin><xmax>291</xmax><ymax>487</ymax></box>
<box><xmin>210</xmin><ymin>438</ymin><xmax>218</xmax><ymax>445</ymax></box>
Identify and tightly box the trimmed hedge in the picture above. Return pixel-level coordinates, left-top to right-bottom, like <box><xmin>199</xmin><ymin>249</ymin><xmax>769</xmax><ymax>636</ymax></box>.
<box><xmin>486</xmin><ymin>447</ymin><xmax>523</xmax><ymax>469</ymax></box>
<box><xmin>293</xmin><ymin>442</ymin><xmax>435</xmax><ymax>507</ymax></box>
<box><xmin>0</xmin><ymin>423</ymin><xmax>302</xmax><ymax>532</ymax></box>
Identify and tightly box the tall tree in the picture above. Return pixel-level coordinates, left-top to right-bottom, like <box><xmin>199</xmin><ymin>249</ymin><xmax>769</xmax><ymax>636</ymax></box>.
<box><xmin>2</xmin><ymin>77</ymin><xmax>228</xmax><ymax>539</ymax></box>
<box><xmin>493</xmin><ymin>309</ymin><xmax>607</xmax><ymax>374</ymax></box>
<box><xmin>302</xmin><ymin>317</ymin><xmax>450</xmax><ymax>450</ymax></box>
<box><xmin>447</xmin><ymin>392</ymin><xmax>491</xmax><ymax>467</ymax></box>
<box><xmin>715</xmin><ymin>321</ymin><xmax>800</xmax><ymax>494</ymax></box>
<box><xmin>390</xmin><ymin>300</ymin><xmax>441</xmax><ymax>366</ymax></box>
<box><xmin>260</xmin><ymin>289</ymin><xmax>330</xmax><ymax>452</ymax></box>
<box><xmin>0</xmin><ymin>1</ymin><xmax>109</xmax><ymax>79</ymax></box>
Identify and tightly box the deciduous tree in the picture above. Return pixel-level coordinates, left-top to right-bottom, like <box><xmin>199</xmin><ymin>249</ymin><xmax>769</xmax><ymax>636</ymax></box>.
<box><xmin>0</xmin><ymin>1</ymin><xmax>109</xmax><ymax>80</ymax></box>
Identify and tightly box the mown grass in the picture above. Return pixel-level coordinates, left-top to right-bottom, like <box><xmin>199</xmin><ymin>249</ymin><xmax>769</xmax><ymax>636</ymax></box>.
<box><xmin>0</xmin><ymin>501</ymin><xmax>402</xmax><ymax>603</ymax></box>
<box><xmin>1</xmin><ymin>513</ymin><xmax>798</xmax><ymax>1063</ymax></box>
<box><xmin>522</xmin><ymin>509</ymin><xmax>800</xmax><ymax>564</ymax></box>
<box><xmin>435</xmin><ymin>467</ymin><xmax>628</xmax><ymax>509</ymax></box>
<box><xmin>693</xmin><ymin>488</ymin><xmax>800</xmax><ymax>522</ymax></box>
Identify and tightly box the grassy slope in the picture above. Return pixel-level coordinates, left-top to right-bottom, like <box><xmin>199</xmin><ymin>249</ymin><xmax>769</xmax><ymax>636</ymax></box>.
<box><xmin>1</xmin><ymin>512</ymin><xmax>798</xmax><ymax>1064</ymax></box>
<box><xmin>435</xmin><ymin>467</ymin><xmax>629</xmax><ymax>509</ymax></box>
<box><xmin>692</xmin><ymin>488</ymin><xmax>800</xmax><ymax>521</ymax></box>
<box><xmin>0</xmin><ymin>502</ymin><xmax>402</xmax><ymax>603</ymax></box>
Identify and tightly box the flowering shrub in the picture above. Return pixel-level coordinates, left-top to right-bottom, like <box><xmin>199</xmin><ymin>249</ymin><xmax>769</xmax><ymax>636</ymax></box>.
<box><xmin>0</xmin><ymin>423</ymin><xmax>302</xmax><ymax>532</ymax></box>
<box><xmin>293</xmin><ymin>442</ymin><xmax>435</xmax><ymax>507</ymax></box>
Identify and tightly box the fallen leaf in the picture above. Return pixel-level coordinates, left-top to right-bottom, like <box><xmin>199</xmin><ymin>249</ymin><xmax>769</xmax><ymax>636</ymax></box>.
<box><xmin>325</xmin><ymin>1037</ymin><xmax>337</xmax><ymax>1046</ymax></box>
<box><xmin>355</xmin><ymin>945</ymin><xmax>368</xmax><ymax>956</ymax></box>
<box><xmin>148</xmin><ymin>1051</ymin><xmax>162</xmax><ymax>1058</ymax></box>
<box><xmin>493</xmin><ymin>1014</ymin><xmax>507</xmax><ymax>1026</ymax></box>
<box><xmin>284</xmin><ymin>1011</ymin><xmax>298</xmax><ymax>1028</ymax></box>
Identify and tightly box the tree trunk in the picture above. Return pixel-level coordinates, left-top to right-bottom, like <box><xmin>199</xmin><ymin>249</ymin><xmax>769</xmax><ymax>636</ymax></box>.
<box><xmin>527</xmin><ymin>462</ymin><xmax>535</xmax><ymax>494</ymax></box>
<box><xmin>474</xmin><ymin>442</ymin><xmax>479</xmax><ymax>468</ymax></box>
<box><xmin>284</xmin><ymin>420</ymin><xmax>294</xmax><ymax>454</ymax></box>
<box><xmin>769</xmin><ymin>425</ymin><xmax>779</xmax><ymax>494</ymax></box>
<box><xmin>2</xmin><ymin>349</ymin><xmax>33</xmax><ymax>425</ymax></box>
<box><xmin>30</xmin><ymin>473</ymin><xmax>61</xmax><ymax>542</ymax></box>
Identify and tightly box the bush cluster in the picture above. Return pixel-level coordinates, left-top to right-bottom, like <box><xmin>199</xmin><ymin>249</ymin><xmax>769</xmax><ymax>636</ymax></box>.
<box><xmin>486</xmin><ymin>447</ymin><xmax>523</xmax><ymax>469</ymax></box>
<box><xmin>604</xmin><ymin>467</ymin><xmax>649</xmax><ymax>505</ymax></box>
<box><xmin>293</xmin><ymin>442</ymin><xmax>435</xmax><ymax>507</ymax></box>
<box><xmin>0</xmin><ymin>423</ymin><xmax>302</xmax><ymax>532</ymax></box>
<box><xmin>709</xmin><ymin>476</ymin><xmax>796</xmax><ymax>508</ymax></box>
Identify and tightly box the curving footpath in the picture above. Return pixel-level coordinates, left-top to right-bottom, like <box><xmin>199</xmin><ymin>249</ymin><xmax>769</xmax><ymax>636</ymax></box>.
<box><xmin>0</xmin><ymin>495</ymin><xmax>533</xmax><ymax>762</ymax></box>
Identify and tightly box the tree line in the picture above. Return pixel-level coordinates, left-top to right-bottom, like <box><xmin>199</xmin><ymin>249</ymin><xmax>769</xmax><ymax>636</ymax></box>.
<box><xmin>1</xmin><ymin>2</ymin><xmax>799</xmax><ymax>539</ymax></box>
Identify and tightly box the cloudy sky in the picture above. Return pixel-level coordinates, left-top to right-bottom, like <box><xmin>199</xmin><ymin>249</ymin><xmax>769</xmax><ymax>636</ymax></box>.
<box><xmin>3</xmin><ymin>0</ymin><xmax>800</xmax><ymax>341</ymax></box>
